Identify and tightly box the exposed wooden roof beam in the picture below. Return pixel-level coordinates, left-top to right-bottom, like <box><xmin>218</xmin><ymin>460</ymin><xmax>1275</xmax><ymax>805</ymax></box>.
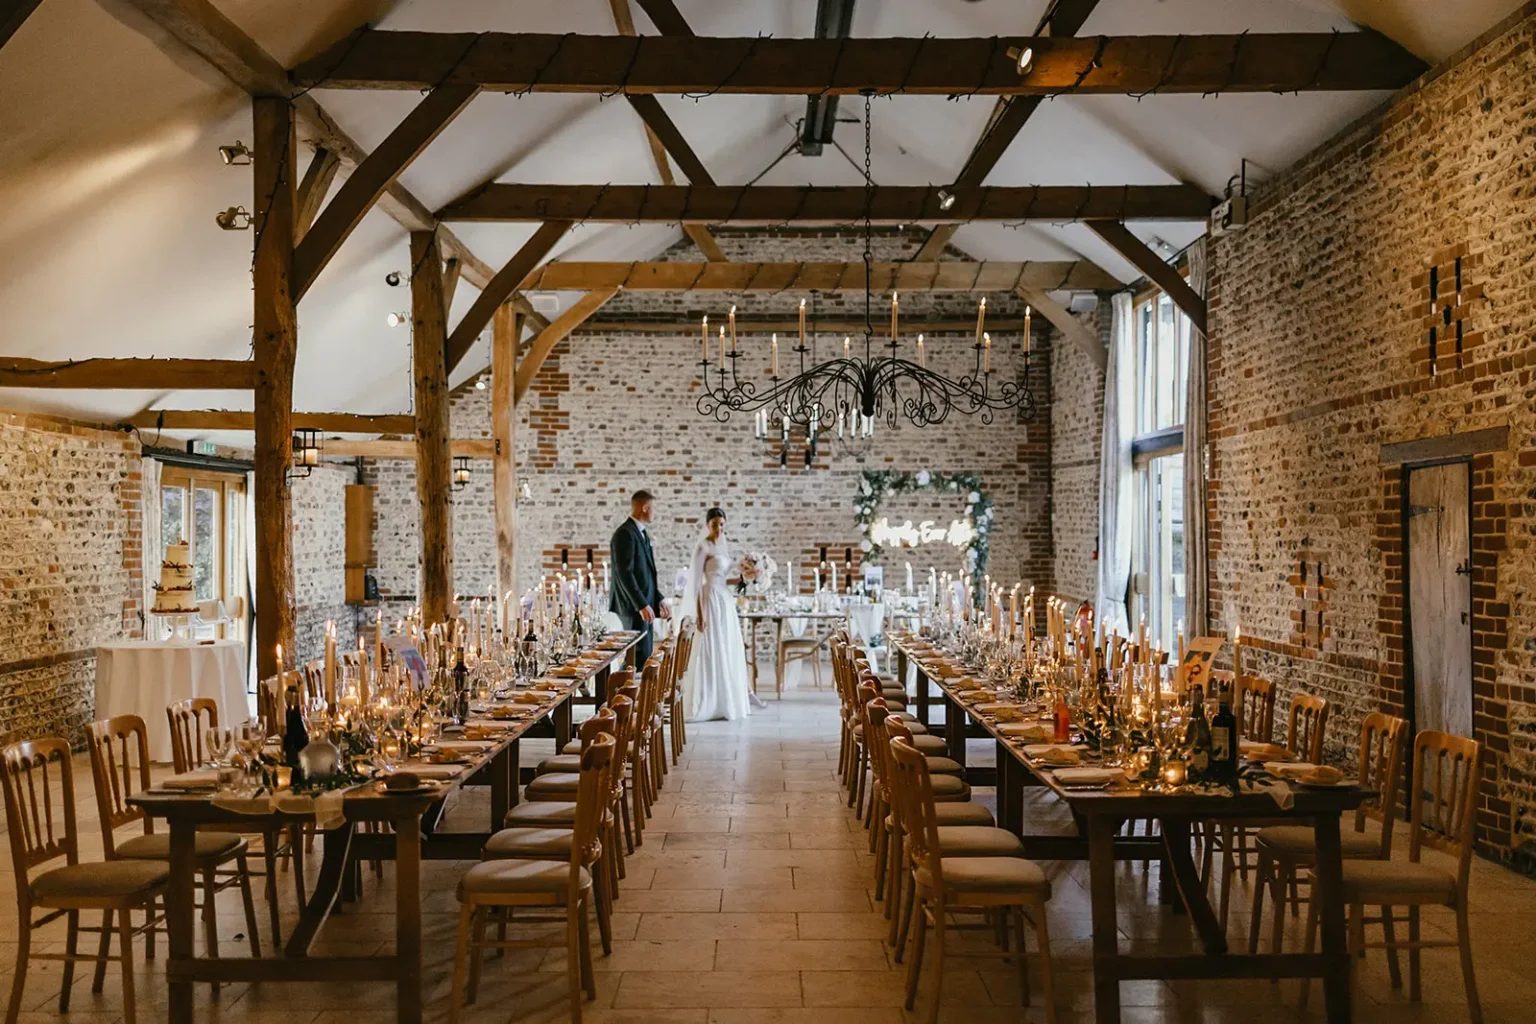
<box><xmin>127</xmin><ymin>410</ymin><xmax>416</xmax><ymax>433</ymax></box>
<box><xmin>799</xmin><ymin>0</ymin><xmax>857</xmax><ymax>156</ymax></box>
<box><xmin>0</xmin><ymin>358</ymin><xmax>255</xmax><ymax>389</ymax></box>
<box><xmin>913</xmin><ymin>0</ymin><xmax>1101</xmax><ymax>260</ymax></box>
<box><xmin>441</xmin><ymin>257</ymin><xmax>463</xmax><ymax>317</ymax></box>
<box><xmin>292</xmin><ymin>85</ymin><xmax>478</xmax><ymax>300</ymax></box>
<box><xmin>1089</xmin><ymin>221</ymin><xmax>1206</xmax><ymax>333</ymax></box>
<box><xmin>445</xmin><ymin>221</ymin><xmax>571</xmax><ymax>374</ymax></box>
<box><xmin>514</xmin><ymin>289</ymin><xmax>620</xmax><ymax>403</ymax></box>
<box><xmin>294</xmin><ymin>146</ymin><xmax>340</xmax><ymax>238</ymax></box>
<box><xmin>520</xmin><ymin>260</ymin><xmax>1119</xmax><ymax>291</ymax></box>
<box><xmin>111</xmin><ymin>0</ymin><xmax>549</xmax><ymax>331</ymax></box>
<box><xmin>440</xmin><ymin>184</ymin><xmax>1211</xmax><ymax>224</ymax></box>
<box><xmin>608</xmin><ymin>0</ymin><xmax>726</xmax><ymax>261</ymax></box>
<box><xmin>321</xmin><ymin>438</ymin><xmax>494</xmax><ymax>459</ymax></box>
<box><xmin>571</xmin><ymin>318</ymin><xmax>1025</xmax><ymax>334</ymax></box>
<box><xmin>1015</xmin><ymin>285</ymin><xmax>1105</xmax><ymax>370</ymax></box>
<box><xmin>2</xmin><ymin>0</ymin><xmax>44</xmax><ymax>51</ymax></box>
<box><xmin>633</xmin><ymin>0</ymin><xmax>694</xmax><ymax>37</ymax></box>
<box><xmin>292</xmin><ymin>31</ymin><xmax>1427</xmax><ymax>94</ymax></box>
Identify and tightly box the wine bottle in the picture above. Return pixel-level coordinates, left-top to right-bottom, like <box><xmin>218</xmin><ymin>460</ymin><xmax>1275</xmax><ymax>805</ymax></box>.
<box><xmin>453</xmin><ymin>645</ymin><xmax>470</xmax><ymax>724</ymax></box>
<box><xmin>1052</xmin><ymin>687</ymin><xmax>1071</xmax><ymax>744</ymax></box>
<box><xmin>282</xmin><ymin>681</ymin><xmax>309</xmax><ymax>783</ymax></box>
<box><xmin>1209</xmin><ymin>695</ymin><xmax>1238</xmax><ymax>784</ymax></box>
<box><xmin>1184</xmin><ymin>685</ymin><xmax>1211</xmax><ymax>781</ymax></box>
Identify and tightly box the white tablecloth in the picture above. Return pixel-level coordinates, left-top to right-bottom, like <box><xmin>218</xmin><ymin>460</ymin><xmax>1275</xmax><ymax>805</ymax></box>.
<box><xmin>95</xmin><ymin>640</ymin><xmax>248</xmax><ymax>762</ymax></box>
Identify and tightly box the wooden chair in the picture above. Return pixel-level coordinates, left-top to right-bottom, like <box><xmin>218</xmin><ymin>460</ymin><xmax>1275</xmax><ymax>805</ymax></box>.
<box><xmin>667</xmin><ymin>621</ymin><xmax>694</xmax><ymax>765</ymax></box>
<box><xmin>448</xmin><ymin>732</ymin><xmax>615</xmax><ymax>1024</ymax></box>
<box><xmin>483</xmin><ymin>708</ymin><xmax>619</xmax><ymax>955</ymax></box>
<box><xmin>166</xmin><ymin>697</ymin><xmax>305</xmax><ymax>942</ymax></box>
<box><xmin>1250</xmin><ymin>712</ymin><xmax>1408</xmax><ymax>959</ymax></box>
<box><xmin>86</xmin><ymin>716</ymin><xmax>262</xmax><ymax>984</ymax></box>
<box><xmin>847</xmin><ymin>670</ymin><xmax>945</xmax><ymax>817</ymax></box>
<box><xmin>2</xmin><ymin>738</ymin><xmax>168</xmax><ymax>1024</ymax></box>
<box><xmin>1237</xmin><ymin>675</ymin><xmax>1278</xmax><ymax>744</ymax></box>
<box><xmin>888</xmin><ymin>734</ymin><xmax>1058</xmax><ymax>1024</ymax></box>
<box><xmin>1303</xmin><ymin>730</ymin><xmax>1483</xmax><ymax>1021</ymax></box>
<box><xmin>1215</xmin><ymin>692</ymin><xmax>1332</xmax><ymax>927</ymax></box>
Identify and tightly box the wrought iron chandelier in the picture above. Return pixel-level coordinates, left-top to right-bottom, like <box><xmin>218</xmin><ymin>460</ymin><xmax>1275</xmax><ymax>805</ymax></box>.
<box><xmin>695</xmin><ymin>92</ymin><xmax>1037</xmax><ymax>432</ymax></box>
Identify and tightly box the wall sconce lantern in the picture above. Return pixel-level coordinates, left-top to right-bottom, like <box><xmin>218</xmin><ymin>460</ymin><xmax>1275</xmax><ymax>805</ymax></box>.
<box><xmin>453</xmin><ymin>455</ymin><xmax>472</xmax><ymax>489</ymax></box>
<box><xmin>287</xmin><ymin>428</ymin><xmax>321</xmax><ymax>482</ymax></box>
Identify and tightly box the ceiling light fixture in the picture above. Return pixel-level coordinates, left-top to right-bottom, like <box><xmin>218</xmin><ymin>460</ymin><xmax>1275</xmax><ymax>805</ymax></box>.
<box><xmin>386</xmin><ymin>312</ymin><xmax>408</xmax><ymax>327</ymax></box>
<box><xmin>936</xmin><ymin>189</ymin><xmax>956</xmax><ymax>211</ymax></box>
<box><xmin>474</xmin><ymin>377</ymin><xmax>486</xmax><ymax>390</ymax></box>
<box><xmin>218</xmin><ymin>140</ymin><xmax>253</xmax><ymax>166</ymax></box>
<box><xmin>214</xmin><ymin>206</ymin><xmax>252</xmax><ymax>231</ymax></box>
<box><xmin>1008</xmin><ymin>45</ymin><xmax>1034</xmax><ymax>75</ymax></box>
<box><xmin>385</xmin><ymin>271</ymin><xmax>402</xmax><ymax>287</ymax></box>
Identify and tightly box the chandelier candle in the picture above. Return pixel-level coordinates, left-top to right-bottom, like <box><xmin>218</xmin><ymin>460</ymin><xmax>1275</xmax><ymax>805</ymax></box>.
<box><xmin>1023</xmin><ymin>305</ymin><xmax>1032</xmax><ymax>356</ymax></box>
<box><xmin>729</xmin><ymin>305</ymin><xmax>737</xmax><ymax>355</ymax></box>
<box><xmin>701</xmin><ymin>314</ymin><xmax>708</xmax><ymax>365</ymax></box>
<box><xmin>983</xmin><ymin>331</ymin><xmax>992</xmax><ymax>373</ymax></box>
<box><xmin>975</xmin><ymin>297</ymin><xmax>986</xmax><ymax>344</ymax></box>
<box><xmin>771</xmin><ymin>333</ymin><xmax>778</xmax><ymax>377</ymax></box>
<box><xmin>917</xmin><ymin>333</ymin><xmax>925</xmax><ymax>367</ymax></box>
<box><xmin>890</xmin><ymin>291</ymin><xmax>898</xmax><ymax>341</ymax></box>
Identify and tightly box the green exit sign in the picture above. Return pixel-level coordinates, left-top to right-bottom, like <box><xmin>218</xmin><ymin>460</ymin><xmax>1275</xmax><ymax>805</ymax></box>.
<box><xmin>187</xmin><ymin>440</ymin><xmax>218</xmax><ymax>456</ymax></box>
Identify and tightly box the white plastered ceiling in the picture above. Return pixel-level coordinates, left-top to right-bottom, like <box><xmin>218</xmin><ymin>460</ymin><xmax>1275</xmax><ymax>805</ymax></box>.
<box><xmin>0</xmin><ymin>0</ymin><xmax>1524</xmax><ymax>437</ymax></box>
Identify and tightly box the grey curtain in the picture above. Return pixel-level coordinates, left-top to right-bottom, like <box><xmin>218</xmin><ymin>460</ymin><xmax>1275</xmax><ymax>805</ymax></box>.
<box><xmin>1095</xmin><ymin>291</ymin><xmax>1134</xmax><ymax>636</ymax></box>
<box><xmin>1183</xmin><ymin>239</ymin><xmax>1210</xmax><ymax>635</ymax></box>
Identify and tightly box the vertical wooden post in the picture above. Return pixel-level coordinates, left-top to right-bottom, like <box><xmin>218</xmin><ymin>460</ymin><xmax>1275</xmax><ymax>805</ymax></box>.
<box><xmin>492</xmin><ymin>304</ymin><xmax>521</xmax><ymax>616</ymax></box>
<box><xmin>252</xmin><ymin>97</ymin><xmax>297</xmax><ymax>681</ymax></box>
<box><xmin>412</xmin><ymin>230</ymin><xmax>452</xmax><ymax>625</ymax></box>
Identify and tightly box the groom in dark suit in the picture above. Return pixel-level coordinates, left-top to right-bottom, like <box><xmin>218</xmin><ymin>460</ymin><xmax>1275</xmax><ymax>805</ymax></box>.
<box><xmin>610</xmin><ymin>489</ymin><xmax>669</xmax><ymax>666</ymax></box>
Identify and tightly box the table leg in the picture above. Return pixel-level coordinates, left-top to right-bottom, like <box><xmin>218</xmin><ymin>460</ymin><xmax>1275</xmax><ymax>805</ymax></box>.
<box><xmin>774</xmin><ymin>619</ymin><xmax>785</xmax><ymax>698</ymax></box>
<box><xmin>395</xmin><ymin>812</ymin><xmax>424</xmax><ymax>1024</ymax></box>
<box><xmin>997</xmin><ymin>742</ymin><xmax>1023</xmax><ymax>835</ymax></box>
<box><xmin>285</xmin><ymin>823</ymin><xmax>355</xmax><ymax>957</ymax></box>
<box><xmin>943</xmin><ymin>692</ymin><xmax>965</xmax><ymax>766</ymax></box>
<box><xmin>1312</xmin><ymin>812</ymin><xmax>1351</xmax><ymax>1023</ymax></box>
<box><xmin>490</xmin><ymin>742</ymin><xmax>513</xmax><ymax>828</ymax></box>
<box><xmin>896</xmin><ymin>648</ymin><xmax>909</xmax><ymax>695</ymax></box>
<box><xmin>1087</xmin><ymin>815</ymin><xmax>1122</xmax><ymax>1024</ymax></box>
<box><xmin>748</xmin><ymin>618</ymin><xmax>759</xmax><ymax>694</ymax></box>
<box><xmin>916</xmin><ymin>667</ymin><xmax>930</xmax><ymax>727</ymax></box>
<box><xmin>1159</xmin><ymin>817</ymin><xmax>1226</xmax><ymax>953</ymax></box>
<box><xmin>553</xmin><ymin>696</ymin><xmax>573</xmax><ymax>750</ymax></box>
<box><xmin>166</xmin><ymin>820</ymin><xmax>197</xmax><ymax>1024</ymax></box>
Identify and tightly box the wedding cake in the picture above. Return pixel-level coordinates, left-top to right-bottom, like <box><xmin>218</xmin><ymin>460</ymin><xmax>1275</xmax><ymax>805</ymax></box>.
<box><xmin>152</xmin><ymin>540</ymin><xmax>197</xmax><ymax>614</ymax></box>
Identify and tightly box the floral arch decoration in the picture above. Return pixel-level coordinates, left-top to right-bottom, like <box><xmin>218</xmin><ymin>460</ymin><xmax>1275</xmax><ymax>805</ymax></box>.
<box><xmin>852</xmin><ymin>469</ymin><xmax>992</xmax><ymax>578</ymax></box>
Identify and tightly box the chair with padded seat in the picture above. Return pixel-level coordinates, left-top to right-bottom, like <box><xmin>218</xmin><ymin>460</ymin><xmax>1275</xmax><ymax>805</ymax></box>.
<box><xmin>1249</xmin><ymin>711</ymin><xmax>1407</xmax><ymax>959</ymax></box>
<box><xmin>667</xmin><ymin>621</ymin><xmax>694</xmax><ymax>765</ymax></box>
<box><xmin>167</xmin><ymin>697</ymin><xmax>304</xmax><ymax>943</ymax></box>
<box><xmin>1301</xmin><ymin>730</ymin><xmax>1483</xmax><ymax>1022</ymax></box>
<box><xmin>3</xmin><ymin>738</ymin><xmax>169</xmax><ymax>1024</ymax></box>
<box><xmin>484</xmin><ymin>708</ymin><xmax>619</xmax><ymax>955</ymax></box>
<box><xmin>449</xmin><ymin>732</ymin><xmax>616</xmax><ymax>1024</ymax></box>
<box><xmin>888</xmin><ymin>734</ymin><xmax>1058</xmax><ymax>1024</ymax></box>
<box><xmin>88</xmin><ymin>715</ymin><xmax>261</xmax><ymax>984</ymax></box>
<box><xmin>847</xmin><ymin>671</ymin><xmax>946</xmax><ymax>815</ymax></box>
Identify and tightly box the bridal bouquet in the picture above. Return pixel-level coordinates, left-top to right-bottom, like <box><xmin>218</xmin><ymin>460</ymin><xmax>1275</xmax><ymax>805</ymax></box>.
<box><xmin>735</xmin><ymin>552</ymin><xmax>777</xmax><ymax>596</ymax></box>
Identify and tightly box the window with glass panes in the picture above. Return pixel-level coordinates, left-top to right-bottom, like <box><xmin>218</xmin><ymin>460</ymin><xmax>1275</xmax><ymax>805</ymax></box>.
<box><xmin>158</xmin><ymin>466</ymin><xmax>248</xmax><ymax>640</ymax></box>
<box><xmin>1130</xmin><ymin>290</ymin><xmax>1191</xmax><ymax>648</ymax></box>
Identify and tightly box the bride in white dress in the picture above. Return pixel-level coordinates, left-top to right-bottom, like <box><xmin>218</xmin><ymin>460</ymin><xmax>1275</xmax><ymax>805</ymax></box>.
<box><xmin>681</xmin><ymin>508</ymin><xmax>762</xmax><ymax>722</ymax></box>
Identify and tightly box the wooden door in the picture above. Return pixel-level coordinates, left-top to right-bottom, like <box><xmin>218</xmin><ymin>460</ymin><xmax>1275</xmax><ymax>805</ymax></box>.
<box><xmin>1407</xmin><ymin>462</ymin><xmax>1473</xmax><ymax>738</ymax></box>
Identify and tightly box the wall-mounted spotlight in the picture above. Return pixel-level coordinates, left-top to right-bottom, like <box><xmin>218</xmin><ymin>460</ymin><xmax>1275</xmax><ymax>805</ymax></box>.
<box><xmin>386</xmin><ymin>312</ymin><xmax>409</xmax><ymax>327</ymax></box>
<box><xmin>1007</xmin><ymin>45</ymin><xmax>1034</xmax><ymax>75</ymax></box>
<box><xmin>474</xmin><ymin>377</ymin><xmax>486</xmax><ymax>390</ymax></box>
<box><xmin>218</xmin><ymin>140</ymin><xmax>253</xmax><ymax>166</ymax></box>
<box><xmin>385</xmin><ymin>271</ymin><xmax>403</xmax><ymax>287</ymax></box>
<box><xmin>452</xmin><ymin>455</ymin><xmax>472</xmax><ymax>489</ymax></box>
<box><xmin>214</xmin><ymin>206</ymin><xmax>252</xmax><ymax>231</ymax></box>
<box><xmin>936</xmin><ymin>189</ymin><xmax>956</xmax><ymax>211</ymax></box>
<box><xmin>287</xmin><ymin>428</ymin><xmax>322</xmax><ymax>482</ymax></box>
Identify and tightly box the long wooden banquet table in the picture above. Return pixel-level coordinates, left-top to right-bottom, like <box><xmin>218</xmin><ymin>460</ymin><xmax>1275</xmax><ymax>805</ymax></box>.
<box><xmin>131</xmin><ymin>630</ymin><xmax>643</xmax><ymax>1024</ymax></box>
<box><xmin>889</xmin><ymin>632</ymin><xmax>1366</xmax><ymax>1024</ymax></box>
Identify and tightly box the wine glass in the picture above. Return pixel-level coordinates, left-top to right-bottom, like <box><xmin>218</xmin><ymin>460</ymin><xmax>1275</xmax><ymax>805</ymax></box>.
<box><xmin>205</xmin><ymin>726</ymin><xmax>236</xmax><ymax>768</ymax></box>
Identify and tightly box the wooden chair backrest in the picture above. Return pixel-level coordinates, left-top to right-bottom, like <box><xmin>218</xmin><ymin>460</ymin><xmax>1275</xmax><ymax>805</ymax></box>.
<box><xmin>606</xmin><ymin>695</ymin><xmax>634</xmax><ymax>804</ymax></box>
<box><xmin>0</xmin><ymin>738</ymin><xmax>79</xmax><ymax>889</ymax></box>
<box><xmin>1236</xmin><ymin>675</ymin><xmax>1276</xmax><ymax>743</ymax></box>
<box><xmin>674</xmin><ymin>621</ymin><xmax>695</xmax><ymax>681</ymax></box>
<box><xmin>86</xmin><ymin>716</ymin><xmax>155</xmax><ymax>853</ymax></box>
<box><xmin>257</xmin><ymin>675</ymin><xmax>281</xmax><ymax>735</ymax></box>
<box><xmin>166</xmin><ymin>697</ymin><xmax>220</xmax><ymax>774</ymax></box>
<box><xmin>576</xmin><ymin>707</ymin><xmax>616</xmax><ymax>751</ymax></box>
<box><xmin>571</xmin><ymin>733</ymin><xmax>616</xmax><ymax>879</ymax></box>
<box><xmin>301</xmin><ymin>661</ymin><xmax>325</xmax><ymax>704</ymax></box>
<box><xmin>887</xmin><ymin>734</ymin><xmax>942</xmax><ymax>889</ymax></box>
<box><xmin>1408</xmin><ymin>731</ymin><xmax>1480</xmax><ymax>887</ymax></box>
<box><xmin>1357</xmin><ymin>712</ymin><xmax>1409</xmax><ymax>855</ymax></box>
<box><xmin>1285</xmin><ymin>693</ymin><xmax>1330</xmax><ymax>764</ymax></box>
<box><xmin>606</xmin><ymin>668</ymin><xmax>635</xmax><ymax>694</ymax></box>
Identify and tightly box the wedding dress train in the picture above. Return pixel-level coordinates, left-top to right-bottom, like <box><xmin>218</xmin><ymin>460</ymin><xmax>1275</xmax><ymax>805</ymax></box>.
<box><xmin>681</xmin><ymin>536</ymin><xmax>757</xmax><ymax>722</ymax></box>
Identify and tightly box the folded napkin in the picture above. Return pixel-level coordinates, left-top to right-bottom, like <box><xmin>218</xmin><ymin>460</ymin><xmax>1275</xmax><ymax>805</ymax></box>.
<box><xmin>996</xmin><ymin>722</ymin><xmax>1054</xmax><ymax>742</ymax></box>
<box><xmin>400</xmin><ymin>763</ymin><xmax>464</xmax><ymax>780</ymax></box>
<box><xmin>1023</xmin><ymin>744</ymin><xmax>1081</xmax><ymax>766</ymax></box>
<box><xmin>509</xmin><ymin>692</ymin><xmax>548</xmax><ymax>705</ymax></box>
<box><xmin>1262</xmin><ymin>761</ymin><xmax>1318</xmax><ymax>780</ymax></box>
<box><xmin>212</xmin><ymin>788</ymin><xmax>349</xmax><ymax>829</ymax></box>
<box><xmin>162</xmin><ymin>769</ymin><xmax>219</xmax><ymax>791</ymax></box>
<box><xmin>1053</xmin><ymin>767</ymin><xmax>1118</xmax><ymax>787</ymax></box>
<box><xmin>434</xmin><ymin>740</ymin><xmax>493</xmax><ymax>753</ymax></box>
<box><xmin>1242</xmin><ymin>777</ymin><xmax>1296</xmax><ymax>810</ymax></box>
<box><xmin>975</xmin><ymin>702</ymin><xmax>1024</xmax><ymax>714</ymax></box>
<box><xmin>1242</xmin><ymin>740</ymin><xmax>1293</xmax><ymax>761</ymax></box>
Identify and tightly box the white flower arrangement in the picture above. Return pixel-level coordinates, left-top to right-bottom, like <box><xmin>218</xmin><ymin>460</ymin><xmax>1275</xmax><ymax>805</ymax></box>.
<box><xmin>735</xmin><ymin>551</ymin><xmax>777</xmax><ymax>596</ymax></box>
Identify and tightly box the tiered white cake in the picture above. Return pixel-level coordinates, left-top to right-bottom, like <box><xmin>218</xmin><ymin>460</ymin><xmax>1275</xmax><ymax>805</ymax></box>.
<box><xmin>152</xmin><ymin>540</ymin><xmax>197</xmax><ymax>614</ymax></box>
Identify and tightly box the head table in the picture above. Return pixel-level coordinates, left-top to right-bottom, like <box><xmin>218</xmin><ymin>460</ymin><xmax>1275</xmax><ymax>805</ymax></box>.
<box><xmin>888</xmin><ymin>631</ymin><xmax>1368</xmax><ymax>1024</ymax></box>
<box><xmin>129</xmin><ymin>630</ymin><xmax>642</xmax><ymax>1024</ymax></box>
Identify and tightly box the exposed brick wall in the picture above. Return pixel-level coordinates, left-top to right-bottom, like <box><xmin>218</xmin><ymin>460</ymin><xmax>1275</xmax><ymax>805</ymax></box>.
<box><xmin>355</xmin><ymin>228</ymin><xmax>1066</xmax><ymax>634</ymax></box>
<box><xmin>290</xmin><ymin>463</ymin><xmax>358</xmax><ymax>664</ymax></box>
<box><xmin>1203</xmin><ymin>10</ymin><xmax>1536</xmax><ymax>868</ymax></box>
<box><xmin>0</xmin><ymin>412</ymin><xmax>141</xmax><ymax>746</ymax></box>
<box><xmin>1050</xmin><ymin>305</ymin><xmax>1107</xmax><ymax>608</ymax></box>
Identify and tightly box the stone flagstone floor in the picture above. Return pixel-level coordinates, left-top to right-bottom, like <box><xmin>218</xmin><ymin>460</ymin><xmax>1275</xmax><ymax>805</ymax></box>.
<box><xmin>2</xmin><ymin>688</ymin><xmax>1535</xmax><ymax>1022</ymax></box>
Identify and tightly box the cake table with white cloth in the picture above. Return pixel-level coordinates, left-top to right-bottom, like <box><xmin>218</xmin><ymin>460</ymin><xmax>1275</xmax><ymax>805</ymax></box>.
<box><xmin>95</xmin><ymin>639</ymin><xmax>248</xmax><ymax>761</ymax></box>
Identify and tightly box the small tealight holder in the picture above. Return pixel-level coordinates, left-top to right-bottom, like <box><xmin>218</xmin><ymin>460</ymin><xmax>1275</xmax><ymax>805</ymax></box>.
<box><xmin>1162</xmin><ymin>759</ymin><xmax>1187</xmax><ymax>788</ymax></box>
<box><xmin>274</xmin><ymin>766</ymin><xmax>293</xmax><ymax>790</ymax></box>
